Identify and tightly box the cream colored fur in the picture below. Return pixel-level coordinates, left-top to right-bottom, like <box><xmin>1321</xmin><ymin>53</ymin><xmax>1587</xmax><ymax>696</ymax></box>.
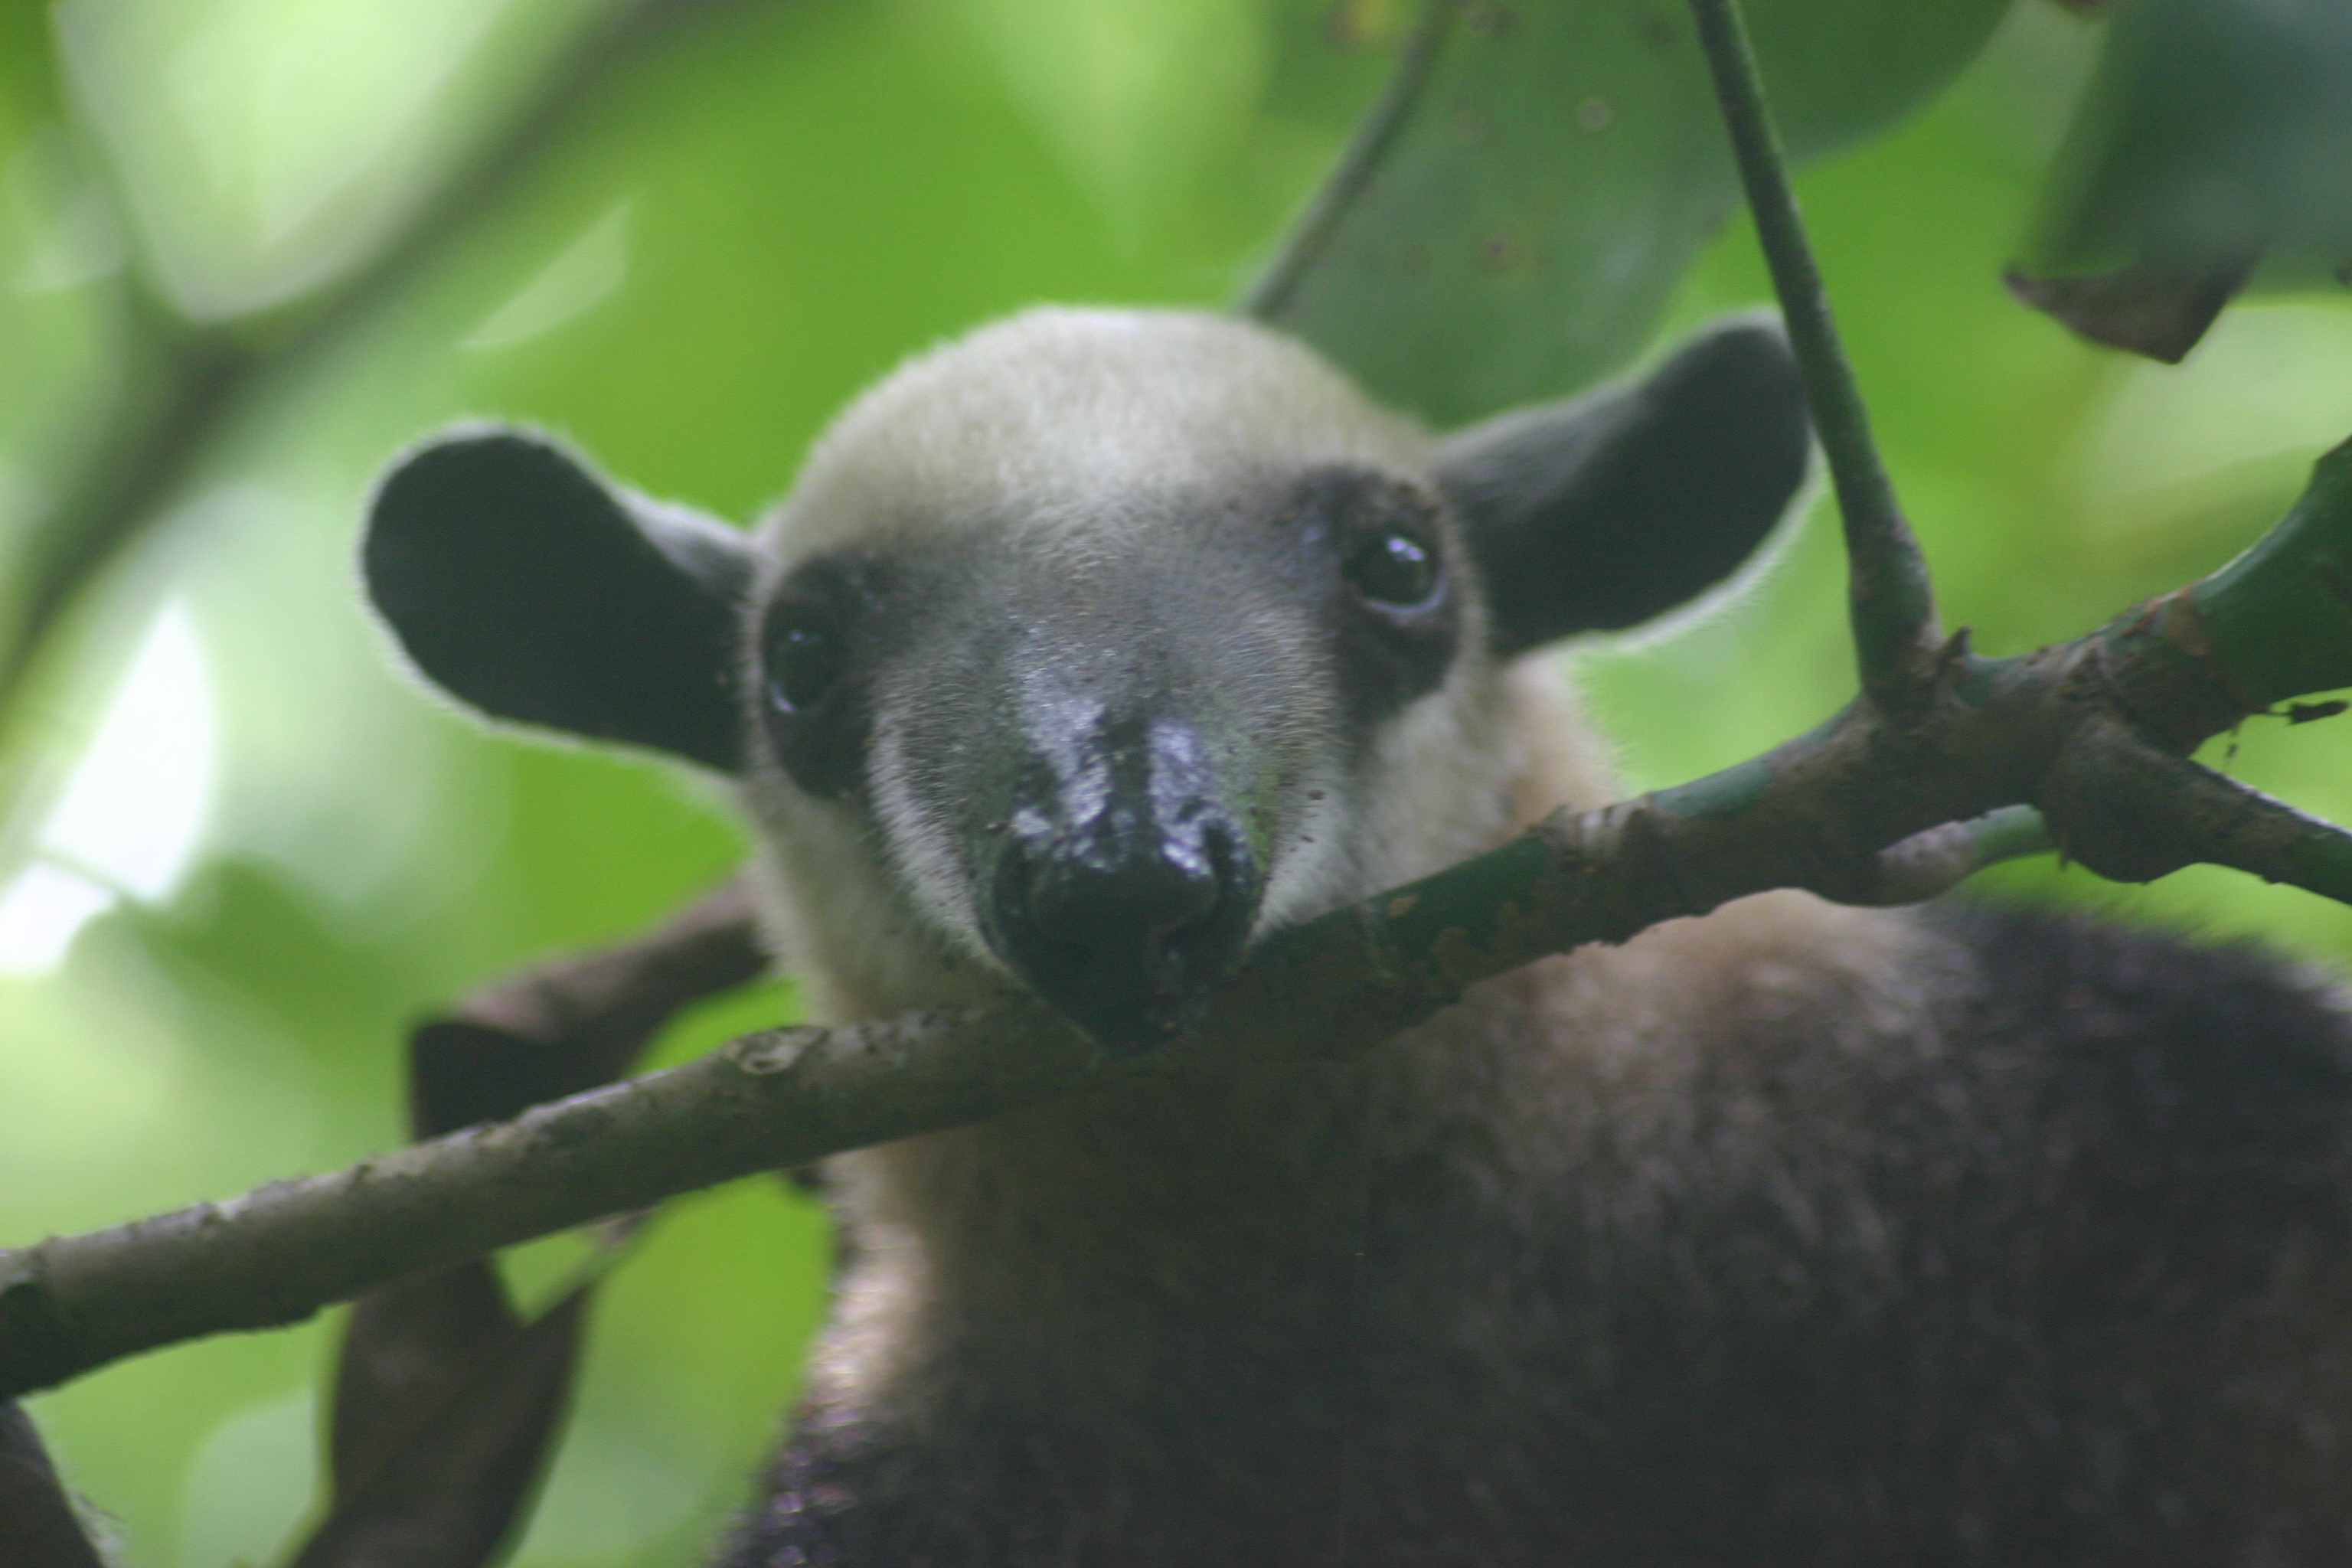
<box><xmin>758</xmin><ymin>308</ymin><xmax>1432</xmax><ymax>564</ymax></box>
<box><xmin>740</xmin><ymin>307</ymin><xmax>1487</xmax><ymax>1022</ymax></box>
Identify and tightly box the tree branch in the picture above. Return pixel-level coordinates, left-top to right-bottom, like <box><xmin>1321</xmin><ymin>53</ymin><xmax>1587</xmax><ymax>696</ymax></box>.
<box><xmin>2191</xmin><ymin>436</ymin><xmax>2352</xmax><ymax>708</ymax></box>
<box><xmin>7</xmin><ymin>435</ymin><xmax>2352</xmax><ymax>1399</ymax></box>
<box><xmin>0</xmin><ymin>1406</ymin><xmax>103</xmax><ymax>1568</ymax></box>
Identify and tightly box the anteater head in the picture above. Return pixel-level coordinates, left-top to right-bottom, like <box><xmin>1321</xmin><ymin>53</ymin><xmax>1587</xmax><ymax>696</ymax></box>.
<box><xmin>363</xmin><ymin>308</ymin><xmax>1808</xmax><ymax>1051</ymax></box>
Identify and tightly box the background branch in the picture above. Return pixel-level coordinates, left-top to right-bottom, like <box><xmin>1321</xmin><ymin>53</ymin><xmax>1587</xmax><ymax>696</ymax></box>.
<box><xmin>407</xmin><ymin>877</ymin><xmax>766</xmax><ymax>1128</ymax></box>
<box><xmin>0</xmin><ymin>0</ymin><xmax>758</xmax><ymax>720</ymax></box>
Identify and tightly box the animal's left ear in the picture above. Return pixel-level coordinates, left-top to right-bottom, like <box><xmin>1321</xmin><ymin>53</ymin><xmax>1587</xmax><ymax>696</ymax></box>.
<box><xmin>1435</xmin><ymin>317</ymin><xmax>1811</xmax><ymax>658</ymax></box>
<box><xmin>364</xmin><ymin>428</ymin><xmax>756</xmax><ymax>773</ymax></box>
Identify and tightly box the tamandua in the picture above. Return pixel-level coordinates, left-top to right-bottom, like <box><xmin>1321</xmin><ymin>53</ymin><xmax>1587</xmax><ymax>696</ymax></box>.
<box><xmin>366</xmin><ymin>307</ymin><xmax>2352</xmax><ymax>1566</ymax></box>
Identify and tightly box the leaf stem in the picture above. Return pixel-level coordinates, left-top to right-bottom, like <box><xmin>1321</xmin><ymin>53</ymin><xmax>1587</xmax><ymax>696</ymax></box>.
<box><xmin>1684</xmin><ymin>0</ymin><xmax>1939</xmax><ymax>704</ymax></box>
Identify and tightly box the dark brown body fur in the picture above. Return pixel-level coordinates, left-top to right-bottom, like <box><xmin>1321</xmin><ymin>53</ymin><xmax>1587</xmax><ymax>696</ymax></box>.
<box><xmin>721</xmin><ymin>899</ymin><xmax>2352</xmax><ymax>1567</ymax></box>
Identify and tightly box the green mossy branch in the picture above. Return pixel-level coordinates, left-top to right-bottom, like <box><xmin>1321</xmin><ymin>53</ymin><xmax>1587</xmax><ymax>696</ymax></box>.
<box><xmin>1684</xmin><ymin>0</ymin><xmax>2352</xmax><ymax>897</ymax></box>
<box><xmin>2075</xmin><ymin>442</ymin><xmax>2352</xmax><ymax>758</ymax></box>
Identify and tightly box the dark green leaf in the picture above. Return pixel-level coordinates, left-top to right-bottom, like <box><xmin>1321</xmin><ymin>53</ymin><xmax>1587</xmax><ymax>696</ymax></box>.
<box><xmin>2015</xmin><ymin>0</ymin><xmax>2352</xmax><ymax>359</ymax></box>
<box><xmin>1251</xmin><ymin>0</ymin><xmax>2014</xmax><ymax>424</ymax></box>
<box><xmin>2003</xmin><ymin>253</ymin><xmax>2254</xmax><ymax>364</ymax></box>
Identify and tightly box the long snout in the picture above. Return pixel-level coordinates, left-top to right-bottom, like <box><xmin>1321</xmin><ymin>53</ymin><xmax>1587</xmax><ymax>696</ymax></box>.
<box><xmin>979</xmin><ymin>710</ymin><xmax>1263</xmax><ymax>1053</ymax></box>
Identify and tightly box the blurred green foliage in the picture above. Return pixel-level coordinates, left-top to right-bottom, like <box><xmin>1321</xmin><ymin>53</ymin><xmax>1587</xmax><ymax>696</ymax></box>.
<box><xmin>2</xmin><ymin>2</ymin><xmax>2351</xmax><ymax>1565</ymax></box>
<box><xmin>2007</xmin><ymin>0</ymin><xmax>2352</xmax><ymax>359</ymax></box>
<box><xmin>2027</xmin><ymin>0</ymin><xmax>2352</xmax><ymax>291</ymax></box>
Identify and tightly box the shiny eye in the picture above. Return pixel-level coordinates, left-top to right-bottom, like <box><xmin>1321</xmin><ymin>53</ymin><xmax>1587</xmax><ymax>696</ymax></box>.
<box><xmin>1343</xmin><ymin>531</ymin><xmax>1441</xmax><ymax>609</ymax></box>
<box><xmin>766</xmin><ymin>619</ymin><xmax>847</xmax><ymax>714</ymax></box>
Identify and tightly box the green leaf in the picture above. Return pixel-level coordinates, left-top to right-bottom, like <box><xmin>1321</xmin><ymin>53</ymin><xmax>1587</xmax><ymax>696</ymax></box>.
<box><xmin>1248</xmin><ymin>0</ymin><xmax>2014</xmax><ymax>426</ymax></box>
<box><xmin>2013</xmin><ymin>0</ymin><xmax>2352</xmax><ymax>361</ymax></box>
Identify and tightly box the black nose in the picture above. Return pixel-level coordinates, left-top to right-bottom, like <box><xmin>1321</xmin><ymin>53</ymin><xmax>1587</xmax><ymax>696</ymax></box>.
<box><xmin>988</xmin><ymin>810</ymin><xmax>1257</xmax><ymax>1054</ymax></box>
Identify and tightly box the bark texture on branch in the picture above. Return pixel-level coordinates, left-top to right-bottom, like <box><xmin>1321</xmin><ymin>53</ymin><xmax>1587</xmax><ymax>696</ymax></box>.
<box><xmin>2</xmin><ymin>429</ymin><xmax>2349</xmax><ymax>1397</ymax></box>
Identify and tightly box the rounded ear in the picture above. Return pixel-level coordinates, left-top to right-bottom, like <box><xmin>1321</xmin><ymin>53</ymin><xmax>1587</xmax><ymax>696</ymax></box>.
<box><xmin>1436</xmin><ymin>318</ymin><xmax>1812</xmax><ymax>658</ymax></box>
<box><xmin>364</xmin><ymin>428</ymin><xmax>756</xmax><ymax>772</ymax></box>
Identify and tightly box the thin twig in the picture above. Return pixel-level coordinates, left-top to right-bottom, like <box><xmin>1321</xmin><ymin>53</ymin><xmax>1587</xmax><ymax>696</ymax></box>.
<box><xmin>1684</xmin><ymin>0</ymin><xmax>1940</xmax><ymax>704</ymax></box>
<box><xmin>1242</xmin><ymin>0</ymin><xmax>1460</xmax><ymax>321</ymax></box>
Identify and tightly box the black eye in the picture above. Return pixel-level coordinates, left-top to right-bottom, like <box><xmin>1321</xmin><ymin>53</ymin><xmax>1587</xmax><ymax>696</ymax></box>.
<box><xmin>766</xmin><ymin>619</ymin><xmax>848</xmax><ymax>714</ymax></box>
<box><xmin>762</xmin><ymin>554</ymin><xmax>887</xmax><ymax>717</ymax></box>
<box><xmin>1343</xmin><ymin>531</ymin><xmax>1441</xmax><ymax>609</ymax></box>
